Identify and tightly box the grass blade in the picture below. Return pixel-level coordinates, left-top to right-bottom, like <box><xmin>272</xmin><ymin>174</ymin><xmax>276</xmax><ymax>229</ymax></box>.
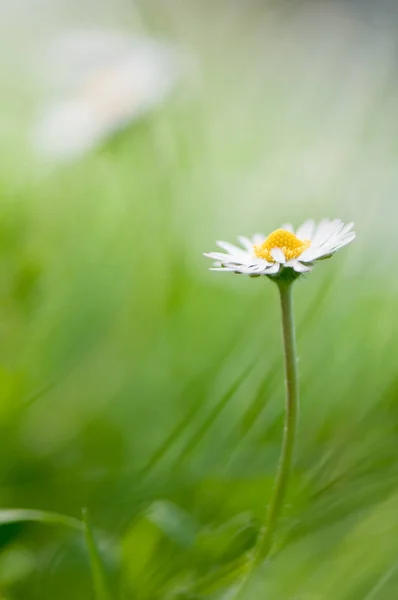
<box><xmin>82</xmin><ymin>508</ymin><xmax>112</xmax><ymax>600</ymax></box>
<box><xmin>0</xmin><ymin>509</ymin><xmax>83</xmax><ymax>531</ymax></box>
<box><xmin>175</xmin><ymin>357</ymin><xmax>258</xmax><ymax>467</ymax></box>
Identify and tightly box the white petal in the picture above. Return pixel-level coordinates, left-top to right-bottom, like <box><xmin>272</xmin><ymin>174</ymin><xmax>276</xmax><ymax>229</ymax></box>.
<box><xmin>304</xmin><ymin>247</ymin><xmax>333</xmax><ymax>261</ymax></box>
<box><xmin>296</xmin><ymin>219</ymin><xmax>315</xmax><ymax>241</ymax></box>
<box><xmin>253</xmin><ymin>258</ymin><xmax>272</xmax><ymax>268</ymax></box>
<box><xmin>342</xmin><ymin>222</ymin><xmax>354</xmax><ymax>234</ymax></box>
<box><xmin>252</xmin><ymin>233</ymin><xmax>266</xmax><ymax>244</ymax></box>
<box><xmin>292</xmin><ymin>261</ymin><xmax>312</xmax><ymax>273</ymax></box>
<box><xmin>339</xmin><ymin>231</ymin><xmax>356</xmax><ymax>245</ymax></box>
<box><xmin>297</xmin><ymin>246</ymin><xmax>320</xmax><ymax>262</ymax></box>
<box><xmin>231</xmin><ymin>266</ymin><xmax>252</xmax><ymax>274</ymax></box>
<box><xmin>237</xmin><ymin>236</ymin><xmax>254</xmax><ymax>251</ymax></box>
<box><xmin>320</xmin><ymin>231</ymin><xmax>356</xmax><ymax>254</ymax></box>
<box><xmin>281</xmin><ymin>223</ymin><xmax>294</xmax><ymax>232</ymax></box>
<box><xmin>216</xmin><ymin>240</ymin><xmax>248</xmax><ymax>256</ymax></box>
<box><xmin>242</xmin><ymin>255</ymin><xmax>272</xmax><ymax>268</ymax></box>
<box><xmin>247</xmin><ymin>257</ymin><xmax>272</xmax><ymax>267</ymax></box>
<box><xmin>204</xmin><ymin>251</ymin><xmax>238</xmax><ymax>261</ymax></box>
<box><xmin>248</xmin><ymin>261</ymin><xmax>266</xmax><ymax>270</ymax></box>
<box><xmin>312</xmin><ymin>219</ymin><xmax>334</xmax><ymax>245</ymax></box>
<box><xmin>213</xmin><ymin>252</ymin><xmax>251</xmax><ymax>264</ymax></box>
<box><xmin>234</xmin><ymin>264</ymin><xmax>266</xmax><ymax>274</ymax></box>
<box><xmin>264</xmin><ymin>263</ymin><xmax>280</xmax><ymax>275</ymax></box>
<box><xmin>314</xmin><ymin>219</ymin><xmax>343</xmax><ymax>246</ymax></box>
<box><xmin>327</xmin><ymin>232</ymin><xmax>356</xmax><ymax>252</ymax></box>
<box><xmin>304</xmin><ymin>232</ymin><xmax>355</xmax><ymax>262</ymax></box>
<box><xmin>321</xmin><ymin>222</ymin><xmax>346</xmax><ymax>246</ymax></box>
<box><xmin>270</xmin><ymin>248</ymin><xmax>286</xmax><ymax>263</ymax></box>
<box><xmin>214</xmin><ymin>246</ymin><xmax>257</xmax><ymax>266</ymax></box>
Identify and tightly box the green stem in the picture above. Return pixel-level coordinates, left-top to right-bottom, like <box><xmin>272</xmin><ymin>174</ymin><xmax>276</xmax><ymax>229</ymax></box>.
<box><xmin>257</xmin><ymin>282</ymin><xmax>298</xmax><ymax>556</ymax></box>
<box><xmin>233</xmin><ymin>281</ymin><xmax>299</xmax><ymax>597</ymax></box>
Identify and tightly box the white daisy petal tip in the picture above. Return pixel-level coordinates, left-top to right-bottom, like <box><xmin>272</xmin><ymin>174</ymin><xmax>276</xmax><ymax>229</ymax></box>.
<box><xmin>237</xmin><ymin>235</ymin><xmax>254</xmax><ymax>251</ymax></box>
<box><xmin>280</xmin><ymin>223</ymin><xmax>294</xmax><ymax>233</ymax></box>
<box><xmin>265</xmin><ymin>263</ymin><xmax>281</xmax><ymax>275</ymax></box>
<box><xmin>270</xmin><ymin>248</ymin><xmax>286</xmax><ymax>263</ymax></box>
<box><xmin>296</xmin><ymin>219</ymin><xmax>316</xmax><ymax>241</ymax></box>
<box><xmin>252</xmin><ymin>233</ymin><xmax>266</xmax><ymax>244</ymax></box>
<box><xmin>205</xmin><ymin>219</ymin><xmax>355</xmax><ymax>280</ymax></box>
<box><xmin>291</xmin><ymin>261</ymin><xmax>313</xmax><ymax>273</ymax></box>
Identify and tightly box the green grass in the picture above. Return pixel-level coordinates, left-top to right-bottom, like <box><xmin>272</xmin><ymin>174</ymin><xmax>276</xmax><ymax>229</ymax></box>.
<box><xmin>1</xmin><ymin>2</ymin><xmax>398</xmax><ymax>599</ymax></box>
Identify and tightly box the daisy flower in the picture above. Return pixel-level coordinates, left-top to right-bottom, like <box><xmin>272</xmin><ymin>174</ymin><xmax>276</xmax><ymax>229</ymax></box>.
<box><xmin>33</xmin><ymin>29</ymin><xmax>180</xmax><ymax>160</ymax></box>
<box><xmin>203</xmin><ymin>217</ymin><xmax>355</xmax><ymax>595</ymax></box>
<box><xmin>204</xmin><ymin>218</ymin><xmax>355</xmax><ymax>277</ymax></box>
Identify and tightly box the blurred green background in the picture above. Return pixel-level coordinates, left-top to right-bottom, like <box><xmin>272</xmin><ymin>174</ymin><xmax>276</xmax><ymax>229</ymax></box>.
<box><xmin>1</xmin><ymin>1</ymin><xmax>398</xmax><ymax>599</ymax></box>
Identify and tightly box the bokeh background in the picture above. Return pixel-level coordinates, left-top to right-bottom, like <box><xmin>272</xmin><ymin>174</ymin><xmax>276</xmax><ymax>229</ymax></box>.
<box><xmin>1</xmin><ymin>1</ymin><xmax>398</xmax><ymax>598</ymax></box>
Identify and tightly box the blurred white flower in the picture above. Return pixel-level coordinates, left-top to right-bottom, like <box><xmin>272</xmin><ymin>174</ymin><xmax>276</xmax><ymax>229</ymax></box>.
<box><xmin>33</xmin><ymin>29</ymin><xmax>180</xmax><ymax>160</ymax></box>
<box><xmin>204</xmin><ymin>219</ymin><xmax>355</xmax><ymax>276</ymax></box>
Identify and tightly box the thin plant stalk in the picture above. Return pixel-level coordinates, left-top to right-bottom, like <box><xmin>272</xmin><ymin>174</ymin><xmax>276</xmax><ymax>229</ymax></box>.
<box><xmin>233</xmin><ymin>281</ymin><xmax>299</xmax><ymax>597</ymax></box>
<box><xmin>82</xmin><ymin>508</ymin><xmax>112</xmax><ymax>600</ymax></box>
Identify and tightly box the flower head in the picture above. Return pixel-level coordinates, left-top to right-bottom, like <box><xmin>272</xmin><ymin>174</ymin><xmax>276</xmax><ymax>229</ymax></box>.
<box><xmin>33</xmin><ymin>30</ymin><xmax>179</xmax><ymax>161</ymax></box>
<box><xmin>204</xmin><ymin>219</ymin><xmax>355</xmax><ymax>278</ymax></box>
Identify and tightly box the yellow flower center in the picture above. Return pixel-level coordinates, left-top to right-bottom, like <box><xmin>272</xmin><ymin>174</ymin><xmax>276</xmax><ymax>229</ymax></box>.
<box><xmin>254</xmin><ymin>229</ymin><xmax>311</xmax><ymax>262</ymax></box>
